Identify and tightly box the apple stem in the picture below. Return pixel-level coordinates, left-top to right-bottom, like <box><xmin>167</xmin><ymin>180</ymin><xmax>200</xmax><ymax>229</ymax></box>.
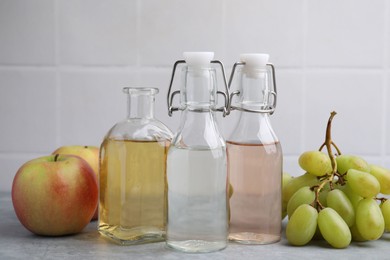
<box><xmin>54</xmin><ymin>154</ymin><xmax>59</xmax><ymax>162</ymax></box>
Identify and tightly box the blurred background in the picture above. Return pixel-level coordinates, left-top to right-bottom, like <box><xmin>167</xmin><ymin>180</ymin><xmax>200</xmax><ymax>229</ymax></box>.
<box><xmin>0</xmin><ymin>0</ymin><xmax>389</xmax><ymax>191</ymax></box>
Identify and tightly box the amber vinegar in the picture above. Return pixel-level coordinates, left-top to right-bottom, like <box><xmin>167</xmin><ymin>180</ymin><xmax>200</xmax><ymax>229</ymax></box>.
<box><xmin>98</xmin><ymin>138</ymin><xmax>169</xmax><ymax>245</ymax></box>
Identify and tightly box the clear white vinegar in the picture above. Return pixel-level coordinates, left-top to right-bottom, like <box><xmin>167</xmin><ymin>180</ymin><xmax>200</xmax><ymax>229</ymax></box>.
<box><xmin>166</xmin><ymin>147</ymin><xmax>228</xmax><ymax>253</ymax></box>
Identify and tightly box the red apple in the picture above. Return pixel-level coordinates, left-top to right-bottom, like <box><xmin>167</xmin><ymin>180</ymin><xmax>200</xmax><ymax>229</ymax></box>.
<box><xmin>12</xmin><ymin>154</ymin><xmax>98</xmax><ymax>236</ymax></box>
<box><xmin>52</xmin><ymin>145</ymin><xmax>99</xmax><ymax>220</ymax></box>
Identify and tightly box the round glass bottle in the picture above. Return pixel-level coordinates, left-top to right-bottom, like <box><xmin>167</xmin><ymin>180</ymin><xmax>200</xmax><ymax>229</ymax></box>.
<box><xmin>98</xmin><ymin>87</ymin><xmax>172</xmax><ymax>245</ymax></box>
<box><xmin>227</xmin><ymin>54</ymin><xmax>283</xmax><ymax>244</ymax></box>
<box><xmin>166</xmin><ymin>52</ymin><xmax>229</xmax><ymax>253</ymax></box>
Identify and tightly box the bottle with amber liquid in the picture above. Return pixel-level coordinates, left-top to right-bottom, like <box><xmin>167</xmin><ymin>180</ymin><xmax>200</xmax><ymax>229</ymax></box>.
<box><xmin>227</xmin><ymin>54</ymin><xmax>282</xmax><ymax>244</ymax></box>
<box><xmin>98</xmin><ymin>87</ymin><xmax>172</xmax><ymax>245</ymax></box>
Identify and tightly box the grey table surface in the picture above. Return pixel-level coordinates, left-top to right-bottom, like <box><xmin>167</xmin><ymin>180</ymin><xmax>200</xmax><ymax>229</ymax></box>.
<box><xmin>1</xmin><ymin>191</ymin><xmax>390</xmax><ymax>260</ymax></box>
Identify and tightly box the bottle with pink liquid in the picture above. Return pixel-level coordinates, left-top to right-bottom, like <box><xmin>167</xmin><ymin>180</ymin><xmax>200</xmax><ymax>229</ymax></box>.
<box><xmin>227</xmin><ymin>53</ymin><xmax>282</xmax><ymax>245</ymax></box>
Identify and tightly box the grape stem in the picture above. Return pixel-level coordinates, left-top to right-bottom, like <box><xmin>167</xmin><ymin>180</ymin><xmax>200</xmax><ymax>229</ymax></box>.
<box><xmin>318</xmin><ymin>113</ymin><xmax>390</xmax><ymax>210</ymax></box>
<box><xmin>313</xmin><ymin>111</ymin><xmax>342</xmax><ymax>212</ymax></box>
<box><xmin>375</xmin><ymin>197</ymin><xmax>387</xmax><ymax>203</ymax></box>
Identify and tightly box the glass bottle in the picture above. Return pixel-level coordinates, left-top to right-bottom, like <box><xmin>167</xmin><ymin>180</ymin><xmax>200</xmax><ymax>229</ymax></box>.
<box><xmin>227</xmin><ymin>54</ymin><xmax>283</xmax><ymax>244</ymax></box>
<box><xmin>98</xmin><ymin>87</ymin><xmax>172</xmax><ymax>245</ymax></box>
<box><xmin>166</xmin><ymin>52</ymin><xmax>229</xmax><ymax>253</ymax></box>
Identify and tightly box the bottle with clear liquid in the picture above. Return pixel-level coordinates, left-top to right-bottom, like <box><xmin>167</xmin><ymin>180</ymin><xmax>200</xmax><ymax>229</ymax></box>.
<box><xmin>227</xmin><ymin>54</ymin><xmax>283</xmax><ymax>244</ymax></box>
<box><xmin>98</xmin><ymin>87</ymin><xmax>172</xmax><ymax>245</ymax></box>
<box><xmin>166</xmin><ymin>52</ymin><xmax>230</xmax><ymax>253</ymax></box>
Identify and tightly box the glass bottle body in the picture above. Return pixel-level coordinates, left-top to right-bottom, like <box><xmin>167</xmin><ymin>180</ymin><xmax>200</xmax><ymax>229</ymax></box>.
<box><xmin>166</xmin><ymin>65</ymin><xmax>228</xmax><ymax>253</ymax></box>
<box><xmin>228</xmin><ymin>113</ymin><xmax>282</xmax><ymax>244</ymax></box>
<box><xmin>98</xmin><ymin>88</ymin><xmax>172</xmax><ymax>245</ymax></box>
<box><xmin>228</xmin><ymin>62</ymin><xmax>282</xmax><ymax>244</ymax></box>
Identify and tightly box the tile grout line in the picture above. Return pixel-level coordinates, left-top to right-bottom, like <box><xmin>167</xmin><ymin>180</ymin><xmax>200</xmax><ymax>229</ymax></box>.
<box><xmin>0</xmin><ymin>64</ymin><xmax>169</xmax><ymax>70</ymax></box>
<box><xmin>382</xmin><ymin>0</ymin><xmax>389</xmax><ymax>165</ymax></box>
<box><xmin>0</xmin><ymin>64</ymin><xmax>385</xmax><ymax>71</ymax></box>
<box><xmin>221</xmin><ymin>0</ymin><xmax>227</xmax><ymax>63</ymax></box>
<box><xmin>301</xmin><ymin>0</ymin><xmax>308</xmax><ymax>153</ymax></box>
<box><xmin>54</xmin><ymin>0</ymin><xmax>61</xmax><ymax>148</ymax></box>
<box><xmin>135</xmin><ymin>0</ymin><xmax>141</xmax><ymax>84</ymax></box>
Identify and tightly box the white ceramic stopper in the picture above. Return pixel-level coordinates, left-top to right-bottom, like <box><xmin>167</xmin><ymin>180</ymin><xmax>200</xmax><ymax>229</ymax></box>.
<box><xmin>240</xmin><ymin>53</ymin><xmax>269</xmax><ymax>78</ymax></box>
<box><xmin>183</xmin><ymin>52</ymin><xmax>214</xmax><ymax>68</ymax></box>
<box><xmin>240</xmin><ymin>53</ymin><xmax>269</xmax><ymax>68</ymax></box>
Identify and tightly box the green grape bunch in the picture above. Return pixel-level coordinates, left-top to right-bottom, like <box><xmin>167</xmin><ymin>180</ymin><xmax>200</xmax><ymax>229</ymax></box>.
<box><xmin>283</xmin><ymin>111</ymin><xmax>390</xmax><ymax>249</ymax></box>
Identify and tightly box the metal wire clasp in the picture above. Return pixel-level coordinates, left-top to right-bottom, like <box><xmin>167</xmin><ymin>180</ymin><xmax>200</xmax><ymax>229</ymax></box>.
<box><xmin>167</xmin><ymin>60</ymin><xmax>230</xmax><ymax>117</ymax></box>
<box><xmin>227</xmin><ymin>62</ymin><xmax>277</xmax><ymax>115</ymax></box>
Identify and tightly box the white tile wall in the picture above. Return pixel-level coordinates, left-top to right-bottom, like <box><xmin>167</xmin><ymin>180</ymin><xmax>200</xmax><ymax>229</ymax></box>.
<box><xmin>386</xmin><ymin>159</ymin><xmax>390</xmax><ymax>169</ymax></box>
<box><xmin>138</xmin><ymin>0</ymin><xmax>225</xmax><ymax>66</ymax></box>
<box><xmin>135</xmin><ymin>67</ymin><xmax>179</xmax><ymax>130</ymax></box>
<box><xmin>1</xmin><ymin>0</ymin><xmax>390</xmax><ymax>191</ymax></box>
<box><xmin>272</xmin><ymin>70</ymin><xmax>304</xmax><ymax>155</ymax></box>
<box><xmin>59</xmin><ymin>69</ymin><xmax>137</xmax><ymax>146</ymax></box>
<box><xmin>306</xmin><ymin>0</ymin><xmax>385</xmax><ymax>68</ymax></box>
<box><xmin>0</xmin><ymin>0</ymin><xmax>56</xmax><ymax>65</ymax></box>
<box><xmin>58</xmin><ymin>0</ymin><xmax>137</xmax><ymax>65</ymax></box>
<box><xmin>224</xmin><ymin>0</ymin><xmax>305</xmax><ymax>67</ymax></box>
<box><xmin>304</xmin><ymin>70</ymin><xmax>383</xmax><ymax>155</ymax></box>
<box><xmin>0</xmin><ymin>70</ymin><xmax>57</xmax><ymax>153</ymax></box>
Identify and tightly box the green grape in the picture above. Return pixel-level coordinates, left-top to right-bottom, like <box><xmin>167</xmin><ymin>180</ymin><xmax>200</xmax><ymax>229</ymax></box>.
<box><xmin>282</xmin><ymin>173</ymin><xmax>293</xmax><ymax>220</ymax></box>
<box><xmin>336</xmin><ymin>154</ymin><xmax>370</xmax><ymax>175</ymax></box>
<box><xmin>355</xmin><ymin>198</ymin><xmax>384</xmax><ymax>240</ymax></box>
<box><xmin>282</xmin><ymin>173</ymin><xmax>318</xmax><ymax>204</ymax></box>
<box><xmin>287</xmin><ymin>186</ymin><xmax>315</xmax><ymax>218</ymax></box>
<box><xmin>286</xmin><ymin>204</ymin><xmax>318</xmax><ymax>246</ymax></box>
<box><xmin>350</xmin><ymin>224</ymin><xmax>367</xmax><ymax>242</ymax></box>
<box><xmin>369</xmin><ymin>165</ymin><xmax>390</xmax><ymax>195</ymax></box>
<box><xmin>326</xmin><ymin>189</ymin><xmax>355</xmax><ymax>227</ymax></box>
<box><xmin>283</xmin><ymin>172</ymin><xmax>293</xmax><ymax>187</ymax></box>
<box><xmin>299</xmin><ymin>151</ymin><xmax>332</xmax><ymax>177</ymax></box>
<box><xmin>339</xmin><ymin>184</ymin><xmax>362</xmax><ymax>209</ymax></box>
<box><xmin>228</xmin><ymin>183</ymin><xmax>234</xmax><ymax>198</ymax></box>
<box><xmin>380</xmin><ymin>199</ymin><xmax>390</xmax><ymax>232</ymax></box>
<box><xmin>318</xmin><ymin>208</ymin><xmax>351</xmax><ymax>249</ymax></box>
<box><xmin>346</xmin><ymin>169</ymin><xmax>380</xmax><ymax>198</ymax></box>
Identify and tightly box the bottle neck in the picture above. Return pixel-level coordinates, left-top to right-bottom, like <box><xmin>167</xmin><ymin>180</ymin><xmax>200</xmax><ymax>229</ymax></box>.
<box><xmin>127</xmin><ymin>93</ymin><xmax>155</xmax><ymax>119</ymax></box>
<box><xmin>180</xmin><ymin>68</ymin><xmax>217</xmax><ymax>111</ymax></box>
<box><xmin>228</xmin><ymin>67</ymin><xmax>279</xmax><ymax>144</ymax></box>
<box><xmin>238</xmin><ymin>69</ymin><xmax>269</xmax><ymax>110</ymax></box>
<box><xmin>171</xmin><ymin>67</ymin><xmax>225</xmax><ymax>149</ymax></box>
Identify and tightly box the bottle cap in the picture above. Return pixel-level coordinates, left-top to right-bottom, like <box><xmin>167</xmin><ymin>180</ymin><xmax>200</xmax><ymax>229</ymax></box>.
<box><xmin>240</xmin><ymin>53</ymin><xmax>269</xmax><ymax>67</ymax></box>
<box><xmin>240</xmin><ymin>53</ymin><xmax>269</xmax><ymax>78</ymax></box>
<box><xmin>183</xmin><ymin>52</ymin><xmax>214</xmax><ymax>68</ymax></box>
